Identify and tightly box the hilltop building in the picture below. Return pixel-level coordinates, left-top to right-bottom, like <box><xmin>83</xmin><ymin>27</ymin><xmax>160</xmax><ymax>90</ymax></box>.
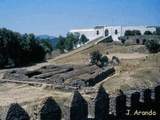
<box><xmin>70</xmin><ymin>26</ymin><xmax>156</xmax><ymax>41</ymax></box>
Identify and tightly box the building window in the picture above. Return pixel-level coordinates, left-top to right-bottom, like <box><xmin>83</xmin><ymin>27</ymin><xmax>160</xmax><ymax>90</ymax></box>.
<box><xmin>105</xmin><ymin>29</ymin><xmax>109</xmax><ymax>36</ymax></box>
<box><xmin>142</xmin><ymin>39</ymin><xmax>146</xmax><ymax>45</ymax></box>
<box><xmin>96</xmin><ymin>30</ymin><xmax>99</xmax><ymax>35</ymax></box>
<box><xmin>136</xmin><ymin>39</ymin><xmax>140</xmax><ymax>44</ymax></box>
<box><xmin>115</xmin><ymin>29</ymin><xmax>118</xmax><ymax>35</ymax></box>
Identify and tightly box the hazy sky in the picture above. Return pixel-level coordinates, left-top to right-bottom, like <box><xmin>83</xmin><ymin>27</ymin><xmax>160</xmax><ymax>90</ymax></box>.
<box><xmin>0</xmin><ymin>0</ymin><xmax>160</xmax><ymax>36</ymax></box>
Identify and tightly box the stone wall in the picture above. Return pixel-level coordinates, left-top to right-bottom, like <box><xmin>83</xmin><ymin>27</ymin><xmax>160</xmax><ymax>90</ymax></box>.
<box><xmin>0</xmin><ymin>85</ymin><xmax>160</xmax><ymax>120</ymax></box>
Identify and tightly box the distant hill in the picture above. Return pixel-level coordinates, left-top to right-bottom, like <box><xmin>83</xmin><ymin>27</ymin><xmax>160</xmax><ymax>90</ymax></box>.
<box><xmin>37</xmin><ymin>35</ymin><xmax>58</xmax><ymax>47</ymax></box>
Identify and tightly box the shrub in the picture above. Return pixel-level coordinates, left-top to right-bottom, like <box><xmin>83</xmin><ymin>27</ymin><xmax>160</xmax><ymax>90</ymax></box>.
<box><xmin>90</xmin><ymin>51</ymin><xmax>102</xmax><ymax>65</ymax></box>
<box><xmin>100</xmin><ymin>56</ymin><xmax>109</xmax><ymax>66</ymax></box>
<box><xmin>90</xmin><ymin>51</ymin><xmax>109</xmax><ymax>67</ymax></box>
<box><xmin>112</xmin><ymin>56</ymin><xmax>120</xmax><ymax>65</ymax></box>
<box><xmin>145</xmin><ymin>39</ymin><xmax>160</xmax><ymax>53</ymax></box>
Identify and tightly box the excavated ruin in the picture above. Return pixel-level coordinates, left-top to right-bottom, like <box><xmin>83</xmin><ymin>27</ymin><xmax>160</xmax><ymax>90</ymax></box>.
<box><xmin>3</xmin><ymin>64</ymin><xmax>115</xmax><ymax>90</ymax></box>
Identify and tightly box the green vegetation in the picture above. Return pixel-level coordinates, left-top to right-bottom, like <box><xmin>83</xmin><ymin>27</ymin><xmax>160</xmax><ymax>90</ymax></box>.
<box><xmin>55</xmin><ymin>36</ymin><xmax>65</xmax><ymax>53</ymax></box>
<box><xmin>90</xmin><ymin>50</ymin><xmax>109</xmax><ymax>67</ymax></box>
<box><xmin>80</xmin><ymin>34</ymin><xmax>89</xmax><ymax>44</ymax></box>
<box><xmin>144</xmin><ymin>31</ymin><xmax>152</xmax><ymax>35</ymax></box>
<box><xmin>0</xmin><ymin>28</ymin><xmax>53</xmax><ymax>68</ymax></box>
<box><xmin>145</xmin><ymin>39</ymin><xmax>160</xmax><ymax>53</ymax></box>
<box><xmin>154</xmin><ymin>27</ymin><xmax>160</xmax><ymax>35</ymax></box>
<box><xmin>124</xmin><ymin>30</ymin><xmax>141</xmax><ymax>36</ymax></box>
<box><xmin>100</xmin><ymin>56</ymin><xmax>109</xmax><ymax>66</ymax></box>
<box><xmin>101</xmin><ymin>36</ymin><xmax>113</xmax><ymax>43</ymax></box>
<box><xmin>56</xmin><ymin>33</ymin><xmax>88</xmax><ymax>53</ymax></box>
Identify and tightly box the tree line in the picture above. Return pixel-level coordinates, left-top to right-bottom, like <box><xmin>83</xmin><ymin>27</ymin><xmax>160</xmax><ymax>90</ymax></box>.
<box><xmin>0</xmin><ymin>28</ymin><xmax>53</xmax><ymax>68</ymax></box>
<box><xmin>56</xmin><ymin>33</ymin><xmax>89</xmax><ymax>53</ymax></box>
<box><xmin>124</xmin><ymin>27</ymin><xmax>160</xmax><ymax>36</ymax></box>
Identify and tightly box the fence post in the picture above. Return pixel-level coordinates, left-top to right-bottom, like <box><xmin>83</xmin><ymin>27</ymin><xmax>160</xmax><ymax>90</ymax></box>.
<box><xmin>6</xmin><ymin>103</ymin><xmax>30</xmax><ymax>120</ymax></box>
<box><xmin>39</xmin><ymin>97</ymin><xmax>61</xmax><ymax>120</ymax></box>
<box><xmin>116</xmin><ymin>90</ymin><xmax>127</xmax><ymax>119</ymax></box>
<box><xmin>94</xmin><ymin>86</ymin><xmax>109</xmax><ymax>120</ymax></box>
<box><xmin>65</xmin><ymin>90</ymin><xmax>88</xmax><ymax>120</ymax></box>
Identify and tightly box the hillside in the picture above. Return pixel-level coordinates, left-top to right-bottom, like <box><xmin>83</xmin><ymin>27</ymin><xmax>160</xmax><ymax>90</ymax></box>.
<box><xmin>49</xmin><ymin>41</ymin><xmax>160</xmax><ymax>94</ymax></box>
<box><xmin>50</xmin><ymin>42</ymin><xmax>148</xmax><ymax>64</ymax></box>
<box><xmin>0</xmin><ymin>38</ymin><xmax>160</xmax><ymax>110</ymax></box>
<box><xmin>102</xmin><ymin>53</ymin><xmax>160</xmax><ymax>94</ymax></box>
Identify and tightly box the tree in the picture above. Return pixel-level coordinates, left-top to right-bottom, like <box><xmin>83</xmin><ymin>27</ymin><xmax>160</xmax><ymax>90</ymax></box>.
<box><xmin>80</xmin><ymin>34</ymin><xmax>89</xmax><ymax>44</ymax></box>
<box><xmin>155</xmin><ymin>27</ymin><xmax>160</xmax><ymax>35</ymax></box>
<box><xmin>56</xmin><ymin>36</ymin><xmax>65</xmax><ymax>53</ymax></box>
<box><xmin>64</xmin><ymin>37</ymin><xmax>73</xmax><ymax>51</ymax></box>
<box><xmin>124</xmin><ymin>30</ymin><xmax>141</xmax><ymax>36</ymax></box>
<box><xmin>133</xmin><ymin>30</ymin><xmax>141</xmax><ymax>35</ymax></box>
<box><xmin>144</xmin><ymin>31</ymin><xmax>152</xmax><ymax>35</ymax></box>
<box><xmin>145</xmin><ymin>39</ymin><xmax>160</xmax><ymax>53</ymax></box>
<box><xmin>40</xmin><ymin>39</ymin><xmax>53</xmax><ymax>54</ymax></box>
<box><xmin>124</xmin><ymin>30</ymin><xmax>133</xmax><ymax>36</ymax></box>
<box><xmin>64</xmin><ymin>33</ymin><xmax>75</xmax><ymax>51</ymax></box>
<box><xmin>0</xmin><ymin>28</ymin><xmax>53</xmax><ymax>68</ymax></box>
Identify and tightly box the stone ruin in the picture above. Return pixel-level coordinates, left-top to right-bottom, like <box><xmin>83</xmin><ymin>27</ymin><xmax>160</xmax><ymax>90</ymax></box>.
<box><xmin>3</xmin><ymin>64</ymin><xmax>115</xmax><ymax>90</ymax></box>
<box><xmin>1</xmin><ymin>85</ymin><xmax>160</xmax><ymax>120</ymax></box>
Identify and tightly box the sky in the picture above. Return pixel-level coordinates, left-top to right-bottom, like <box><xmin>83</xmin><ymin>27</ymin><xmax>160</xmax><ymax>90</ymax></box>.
<box><xmin>0</xmin><ymin>0</ymin><xmax>160</xmax><ymax>36</ymax></box>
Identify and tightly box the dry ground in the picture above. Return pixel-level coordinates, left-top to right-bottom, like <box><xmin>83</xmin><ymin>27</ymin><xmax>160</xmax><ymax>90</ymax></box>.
<box><xmin>102</xmin><ymin>53</ymin><xmax>160</xmax><ymax>94</ymax></box>
<box><xmin>50</xmin><ymin>43</ymin><xmax>148</xmax><ymax>64</ymax></box>
<box><xmin>0</xmin><ymin>82</ymin><xmax>72</xmax><ymax>106</ymax></box>
<box><xmin>0</xmin><ymin>42</ymin><xmax>159</xmax><ymax>106</ymax></box>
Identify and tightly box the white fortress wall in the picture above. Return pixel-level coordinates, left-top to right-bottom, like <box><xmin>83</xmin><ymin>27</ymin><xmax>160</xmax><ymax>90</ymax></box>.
<box><xmin>105</xmin><ymin>26</ymin><xmax>122</xmax><ymax>41</ymax></box>
<box><xmin>70</xmin><ymin>28</ymin><xmax>103</xmax><ymax>41</ymax></box>
<box><xmin>70</xmin><ymin>26</ymin><xmax>156</xmax><ymax>42</ymax></box>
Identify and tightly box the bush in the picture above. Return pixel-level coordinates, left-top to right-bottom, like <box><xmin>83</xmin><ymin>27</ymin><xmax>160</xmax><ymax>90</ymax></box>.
<box><xmin>90</xmin><ymin>51</ymin><xmax>102</xmax><ymax>65</ymax></box>
<box><xmin>112</xmin><ymin>56</ymin><xmax>120</xmax><ymax>65</ymax></box>
<box><xmin>100</xmin><ymin>56</ymin><xmax>109</xmax><ymax>66</ymax></box>
<box><xmin>90</xmin><ymin>51</ymin><xmax>109</xmax><ymax>67</ymax></box>
<box><xmin>145</xmin><ymin>39</ymin><xmax>160</xmax><ymax>53</ymax></box>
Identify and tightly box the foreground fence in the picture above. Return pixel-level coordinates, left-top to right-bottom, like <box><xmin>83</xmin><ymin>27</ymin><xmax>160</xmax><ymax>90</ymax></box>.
<box><xmin>1</xmin><ymin>85</ymin><xmax>160</xmax><ymax>120</ymax></box>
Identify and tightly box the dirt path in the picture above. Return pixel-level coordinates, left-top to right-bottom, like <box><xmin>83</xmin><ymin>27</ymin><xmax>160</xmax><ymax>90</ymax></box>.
<box><xmin>107</xmin><ymin>53</ymin><xmax>148</xmax><ymax>59</ymax></box>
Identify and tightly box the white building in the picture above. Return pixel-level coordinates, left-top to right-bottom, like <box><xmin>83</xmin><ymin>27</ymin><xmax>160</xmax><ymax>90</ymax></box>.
<box><xmin>70</xmin><ymin>26</ymin><xmax>156</xmax><ymax>41</ymax></box>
